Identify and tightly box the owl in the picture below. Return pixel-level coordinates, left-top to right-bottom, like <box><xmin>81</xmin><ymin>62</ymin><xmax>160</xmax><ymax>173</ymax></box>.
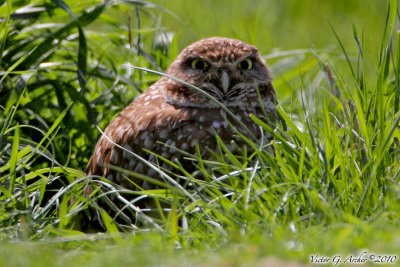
<box><xmin>86</xmin><ymin>37</ymin><xmax>277</xmax><ymax>190</ymax></box>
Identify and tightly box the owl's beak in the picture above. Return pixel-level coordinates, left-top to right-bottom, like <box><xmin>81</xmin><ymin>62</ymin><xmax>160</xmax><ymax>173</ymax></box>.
<box><xmin>220</xmin><ymin>70</ymin><xmax>230</xmax><ymax>94</ymax></box>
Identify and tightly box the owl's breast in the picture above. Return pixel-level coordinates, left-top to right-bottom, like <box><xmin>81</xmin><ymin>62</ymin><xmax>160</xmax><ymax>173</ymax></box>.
<box><xmin>169</xmin><ymin>106</ymin><xmax>262</xmax><ymax>150</ymax></box>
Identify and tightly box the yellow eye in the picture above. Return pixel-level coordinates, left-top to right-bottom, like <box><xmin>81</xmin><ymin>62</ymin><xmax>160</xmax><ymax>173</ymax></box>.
<box><xmin>190</xmin><ymin>59</ymin><xmax>209</xmax><ymax>70</ymax></box>
<box><xmin>238</xmin><ymin>58</ymin><xmax>253</xmax><ymax>70</ymax></box>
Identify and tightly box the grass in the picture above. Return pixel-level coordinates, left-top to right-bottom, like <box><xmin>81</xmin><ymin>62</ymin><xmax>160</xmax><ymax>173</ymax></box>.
<box><xmin>0</xmin><ymin>0</ymin><xmax>400</xmax><ymax>266</ymax></box>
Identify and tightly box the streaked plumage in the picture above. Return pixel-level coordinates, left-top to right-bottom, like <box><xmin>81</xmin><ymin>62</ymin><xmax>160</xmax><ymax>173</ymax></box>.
<box><xmin>86</xmin><ymin>37</ymin><xmax>277</xmax><ymax>189</ymax></box>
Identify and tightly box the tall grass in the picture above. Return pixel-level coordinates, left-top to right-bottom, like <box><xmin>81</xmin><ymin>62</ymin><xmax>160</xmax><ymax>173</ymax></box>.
<box><xmin>0</xmin><ymin>0</ymin><xmax>399</xmax><ymax>265</ymax></box>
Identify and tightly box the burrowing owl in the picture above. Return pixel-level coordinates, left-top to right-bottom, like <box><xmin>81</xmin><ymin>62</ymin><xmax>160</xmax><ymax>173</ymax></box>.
<box><xmin>87</xmin><ymin>37</ymin><xmax>277</xmax><ymax>189</ymax></box>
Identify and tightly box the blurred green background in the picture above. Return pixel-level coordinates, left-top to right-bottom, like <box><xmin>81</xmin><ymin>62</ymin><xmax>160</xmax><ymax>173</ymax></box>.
<box><xmin>155</xmin><ymin>0</ymin><xmax>387</xmax><ymax>54</ymax></box>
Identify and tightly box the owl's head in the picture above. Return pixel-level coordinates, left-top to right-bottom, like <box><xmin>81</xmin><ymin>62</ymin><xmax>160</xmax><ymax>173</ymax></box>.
<box><xmin>164</xmin><ymin>37</ymin><xmax>274</xmax><ymax>108</ymax></box>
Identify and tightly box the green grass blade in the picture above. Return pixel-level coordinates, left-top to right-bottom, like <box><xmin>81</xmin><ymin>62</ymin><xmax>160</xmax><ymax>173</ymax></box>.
<box><xmin>77</xmin><ymin>27</ymin><xmax>88</xmax><ymax>93</ymax></box>
<box><xmin>20</xmin><ymin>2</ymin><xmax>106</xmax><ymax>69</ymax></box>
<box><xmin>0</xmin><ymin>0</ymin><xmax>11</xmax><ymax>66</ymax></box>
<box><xmin>395</xmin><ymin>30</ymin><xmax>400</xmax><ymax>113</ymax></box>
<box><xmin>0</xmin><ymin>48</ymin><xmax>36</xmax><ymax>84</ymax></box>
<box><xmin>9</xmin><ymin>125</ymin><xmax>19</xmax><ymax>194</ymax></box>
<box><xmin>329</xmin><ymin>21</ymin><xmax>357</xmax><ymax>82</ymax></box>
<box><xmin>53</xmin><ymin>0</ymin><xmax>88</xmax><ymax>93</ymax></box>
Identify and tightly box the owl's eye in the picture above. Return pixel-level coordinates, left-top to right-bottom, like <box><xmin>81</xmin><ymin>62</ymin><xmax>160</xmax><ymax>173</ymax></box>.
<box><xmin>238</xmin><ymin>58</ymin><xmax>253</xmax><ymax>70</ymax></box>
<box><xmin>190</xmin><ymin>59</ymin><xmax>209</xmax><ymax>70</ymax></box>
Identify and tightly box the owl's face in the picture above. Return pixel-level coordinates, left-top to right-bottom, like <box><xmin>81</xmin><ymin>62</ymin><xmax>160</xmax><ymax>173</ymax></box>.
<box><xmin>164</xmin><ymin>37</ymin><xmax>273</xmax><ymax>108</ymax></box>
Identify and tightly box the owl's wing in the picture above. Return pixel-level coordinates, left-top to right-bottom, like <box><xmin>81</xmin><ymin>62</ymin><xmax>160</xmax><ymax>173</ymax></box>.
<box><xmin>86</xmin><ymin>88</ymin><xmax>192</xmax><ymax>189</ymax></box>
